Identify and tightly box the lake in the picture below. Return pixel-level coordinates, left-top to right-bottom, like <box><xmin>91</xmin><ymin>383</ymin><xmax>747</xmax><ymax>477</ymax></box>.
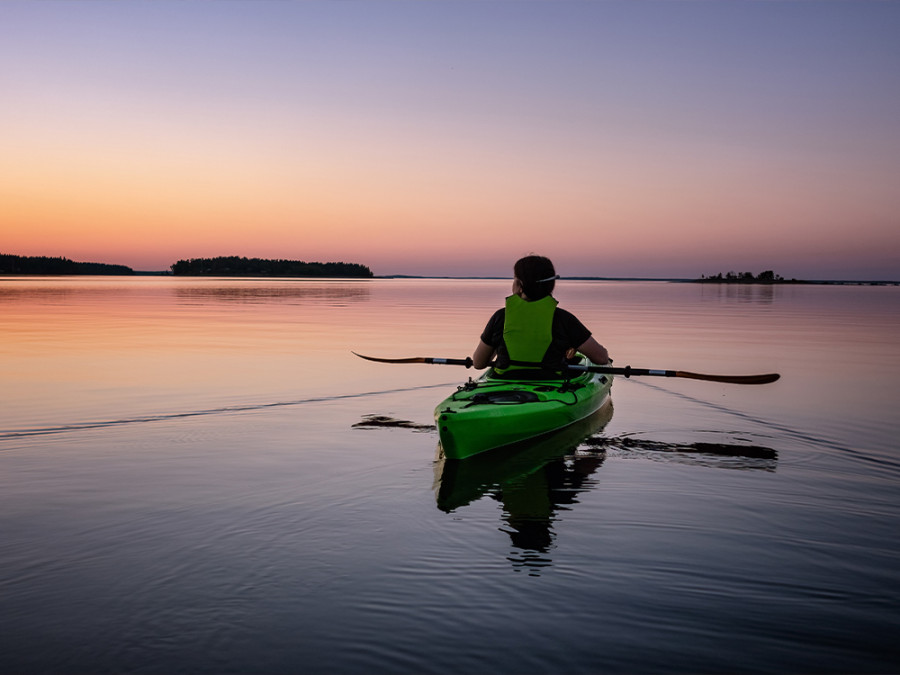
<box><xmin>1</xmin><ymin>276</ymin><xmax>899</xmax><ymax>674</ymax></box>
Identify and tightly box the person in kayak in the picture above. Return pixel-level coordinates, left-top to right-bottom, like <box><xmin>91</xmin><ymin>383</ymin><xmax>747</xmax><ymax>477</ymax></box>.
<box><xmin>472</xmin><ymin>255</ymin><xmax>610</xmax><ymax>374</ymax></box>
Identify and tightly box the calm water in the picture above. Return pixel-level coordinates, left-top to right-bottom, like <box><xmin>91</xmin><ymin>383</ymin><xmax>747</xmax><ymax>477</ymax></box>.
<box><xmin>1</xmin><ymin>277</ymin><xmax>899</xmax><ymax>674</ymax></box>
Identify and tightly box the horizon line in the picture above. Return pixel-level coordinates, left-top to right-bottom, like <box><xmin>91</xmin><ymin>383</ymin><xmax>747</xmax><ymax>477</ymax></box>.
<box><xmin>2</xmin><ymin>271</ymin><xmax>897</xmax><ymax>285</ymax></box>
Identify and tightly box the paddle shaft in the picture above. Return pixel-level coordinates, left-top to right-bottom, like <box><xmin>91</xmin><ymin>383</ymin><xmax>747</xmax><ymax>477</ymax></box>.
<box><xmin>418</xmin><ymin>357</ymin><xmax>473</xmax><ymax>367</ymax></box>
<box><xmin>352</xmin><ymin>352</ymin><xmax>779</xmax><ymax>385</ymax></box>
<box><xmin>564</xmin><ymin>364</ymin><xmax>779</xmax><ymax>385</ymax></box>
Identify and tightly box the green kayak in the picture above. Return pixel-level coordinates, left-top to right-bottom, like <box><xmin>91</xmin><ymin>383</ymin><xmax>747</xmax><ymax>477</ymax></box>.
<box><xmin>434</xmin><ymin>357</ymin><xmax>614</xmax><ymax>460</ymax></box>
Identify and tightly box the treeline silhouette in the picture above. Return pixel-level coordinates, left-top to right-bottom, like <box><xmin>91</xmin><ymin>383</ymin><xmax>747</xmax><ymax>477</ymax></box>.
<box><xmin>697</xmin><ymin>270</ymin><xmax>801</xmax><ymax>283</ymax></box>
<box><xmin>1</xmin><ymin>254</ymin><xmax>134</xmax><ymax>275</ymax></box>
<box><xmin>170</xmin><ymin>256</ymin><xmax>374</xmax><ymax>278</ymax></box>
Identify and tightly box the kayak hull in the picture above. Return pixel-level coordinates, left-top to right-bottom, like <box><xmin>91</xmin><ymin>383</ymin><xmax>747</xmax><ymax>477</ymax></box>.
<box><xmin>434</xmin><ymin>401</ymin><xmax>614</xmax><ymax>511</ymax></box>
<box><xmin>434</xmin><ymin>359</ymin><xmax>613</xmax><ymax>460</ymax></box>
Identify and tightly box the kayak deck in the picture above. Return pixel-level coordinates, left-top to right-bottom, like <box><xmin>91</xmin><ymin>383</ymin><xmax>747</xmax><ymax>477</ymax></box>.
<box><xmin>434</xmin><ymin>359</ymin><xmax>613</xmax><ymax>460</ymax></box>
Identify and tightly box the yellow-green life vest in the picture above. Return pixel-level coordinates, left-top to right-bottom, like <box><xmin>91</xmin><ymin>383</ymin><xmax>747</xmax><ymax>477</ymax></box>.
<box><xmin>497</xmin><ymin>294</ymin><xmax>558</xmax><ymax>374</ymax></box>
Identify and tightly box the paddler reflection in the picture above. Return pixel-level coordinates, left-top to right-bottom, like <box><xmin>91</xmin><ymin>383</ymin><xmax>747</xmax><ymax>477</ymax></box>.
<box><xmin>433</xmin><ymin>401</ymin><xmax>778</xmax><ymax>573</ymax></box>
<box><xmin>434</xmin><ymin>401</ymin><xmax>614</xmax><ymax>571</ymax></box>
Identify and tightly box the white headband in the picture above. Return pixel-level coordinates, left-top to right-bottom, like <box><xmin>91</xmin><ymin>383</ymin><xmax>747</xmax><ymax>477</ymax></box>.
<box><xmin>538</xmin><ymin>274</ymin><xmax>560</xmax><ymax>283</ymax></box>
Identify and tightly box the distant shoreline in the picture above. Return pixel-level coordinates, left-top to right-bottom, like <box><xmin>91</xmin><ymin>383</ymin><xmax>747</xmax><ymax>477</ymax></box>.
<box><xmin>2</xmin><ymin>253</ymin><xmax>897</xmax><ymax>285</ymax></box>
<box><xmin>2</xmin><ymin>273</ymin><xmax>898</xmax><ymax>285</ymax></box>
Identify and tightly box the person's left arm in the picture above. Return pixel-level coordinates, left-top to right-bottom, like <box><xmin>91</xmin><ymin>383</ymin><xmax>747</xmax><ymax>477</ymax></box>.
<box><xmin>472</xmin><ymin>339</ymin><xmax>496</xmax><ymax>369</ymax></box>
<box><xmin>472</xmin><ymin>309</ymin><xmax>503</xmax><ymax>369</ymax></box>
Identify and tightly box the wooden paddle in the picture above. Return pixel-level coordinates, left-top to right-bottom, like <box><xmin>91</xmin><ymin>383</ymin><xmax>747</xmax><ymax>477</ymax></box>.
<box><xmin>566</xmin><ymin>364</ymin><xmax>780</xmax><ymax>385</ymax></box>
<box><xmin>352</xmin><ymin>353</ymin><xmax>780</xmax><ymax>385</ymax></box>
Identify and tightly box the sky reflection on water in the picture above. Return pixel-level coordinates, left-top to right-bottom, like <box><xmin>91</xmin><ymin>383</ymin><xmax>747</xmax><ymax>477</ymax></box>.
<box><xmin>1</xmin><ymin>277</ymin><xmax>899</xmax><ymax>673</ymax></box>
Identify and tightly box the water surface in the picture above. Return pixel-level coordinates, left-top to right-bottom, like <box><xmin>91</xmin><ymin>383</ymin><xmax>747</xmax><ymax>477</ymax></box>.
<box><xmin>1</xmin><ymin>277</ymin><xmax>899</xmax><ymax>673</ymax></box>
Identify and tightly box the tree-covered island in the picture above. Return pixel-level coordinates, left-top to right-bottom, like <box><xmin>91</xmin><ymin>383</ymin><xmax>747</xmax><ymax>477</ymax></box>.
<box><xmin>170</xmin><ymin>256</ymin><xmax>374</xmax><ymax>278</ymax></box>
<box><xmin>696</xmin><ymin>270</ymin><xmax>802</xmax><ymax>283</ymax></box>
<box><xmin>0</xmin><ymin>254</ymin><xmax>134</xmax><ymax>275</ymax></box>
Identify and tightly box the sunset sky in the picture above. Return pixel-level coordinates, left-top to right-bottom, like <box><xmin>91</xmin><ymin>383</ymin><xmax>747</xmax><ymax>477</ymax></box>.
<box><xmin>2</xmin><ymin>1</ymin><xmax>899</xmax><ymax>280</ymax></box>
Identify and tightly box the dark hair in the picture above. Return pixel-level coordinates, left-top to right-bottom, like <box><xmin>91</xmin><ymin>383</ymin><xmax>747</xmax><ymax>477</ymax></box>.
<box><xmin>514</xmin><ymin>255</ymin><xmax>556</xmax><ymax>300</ymax></box>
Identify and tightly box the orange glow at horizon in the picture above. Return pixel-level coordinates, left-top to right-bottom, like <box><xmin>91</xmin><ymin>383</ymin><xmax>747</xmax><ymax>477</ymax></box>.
<box><xmin>6</xmin><ymin>125</ymin><xmax>897</xmax><ymax>279</ymax></box>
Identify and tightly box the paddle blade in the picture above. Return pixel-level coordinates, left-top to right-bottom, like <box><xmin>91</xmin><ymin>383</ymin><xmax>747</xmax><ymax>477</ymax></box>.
<box><xmin>352</xmin><ymin>352</ymin><xmax>473</xmax><ymax>367</ymax></box>
<box><xmin>353</xmin><ymin>352</ymin><xmax>427</xmax><ymax>364</ymax></box>
<box><xmin>674</xmin><ymin>371</ymin><xmax>780</xmax><ymax>385</ymax></box>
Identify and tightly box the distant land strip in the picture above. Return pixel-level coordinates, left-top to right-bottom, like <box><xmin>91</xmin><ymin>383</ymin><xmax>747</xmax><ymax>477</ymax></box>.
<box><xmin>0</xmin><ymin>254</ymin><xmax>374</xmax><ymax>278</ymax></box>
<box><xmin>0</xmin><ymin>254</ymin><xmax>134</xmax><ymax>275</ymax></box>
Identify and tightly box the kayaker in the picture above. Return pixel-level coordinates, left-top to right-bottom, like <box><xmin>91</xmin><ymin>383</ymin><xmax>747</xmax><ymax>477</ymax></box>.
<box><xmin>472</xmin><ymin>255</ymin><xmax>611</xmax><ymax>373</ymax></box>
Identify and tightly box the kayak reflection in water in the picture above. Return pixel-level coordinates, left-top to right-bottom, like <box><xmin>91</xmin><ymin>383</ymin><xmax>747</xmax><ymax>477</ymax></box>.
<box><xmin>434</xmin><ymin>402</ymin><xmax>778</xmax><ymax>575</ymax></box>
<box><xmin>435</xmin><ymin>403</ymin><xmax>614</xmax><ymax>574</ymax></box>
<box><xmin>472</xmin><ymin>255</ymin><xmax>611</xmax><ymax>373</ymax></box>
<box><xmin>499</xmin><ymin>448</ymin><xmax>606</xmax><ymax>562</ymax></box>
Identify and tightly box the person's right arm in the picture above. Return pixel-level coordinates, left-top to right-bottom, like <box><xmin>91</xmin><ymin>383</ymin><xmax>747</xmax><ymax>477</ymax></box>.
<box><xmin>577</xmin><ymin>336</ymin><xmax>610</xmax><ymax>365</ymax></box>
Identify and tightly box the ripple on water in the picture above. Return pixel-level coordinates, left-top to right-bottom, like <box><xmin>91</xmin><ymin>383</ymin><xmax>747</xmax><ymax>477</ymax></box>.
<box><xmin>582</xmin><ymin>428</ymin><xmax>780</xmax><ymax>472</ymax></box>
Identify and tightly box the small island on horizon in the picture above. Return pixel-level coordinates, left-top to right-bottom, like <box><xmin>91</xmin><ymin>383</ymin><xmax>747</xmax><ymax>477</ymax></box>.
<box><xmin>694</xmin><ymin>270</ymin><xmax>800</xmax><ymax>284</ymax></box>
<box><xmin>692</xmin><ymin>271</ymin><xmax>897</xmax><ymax>286</ymax></box>
<box><xmin>170</xmin><ymin>256</ymin><xmax>373</xmax><ymax>278</ymax></box>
